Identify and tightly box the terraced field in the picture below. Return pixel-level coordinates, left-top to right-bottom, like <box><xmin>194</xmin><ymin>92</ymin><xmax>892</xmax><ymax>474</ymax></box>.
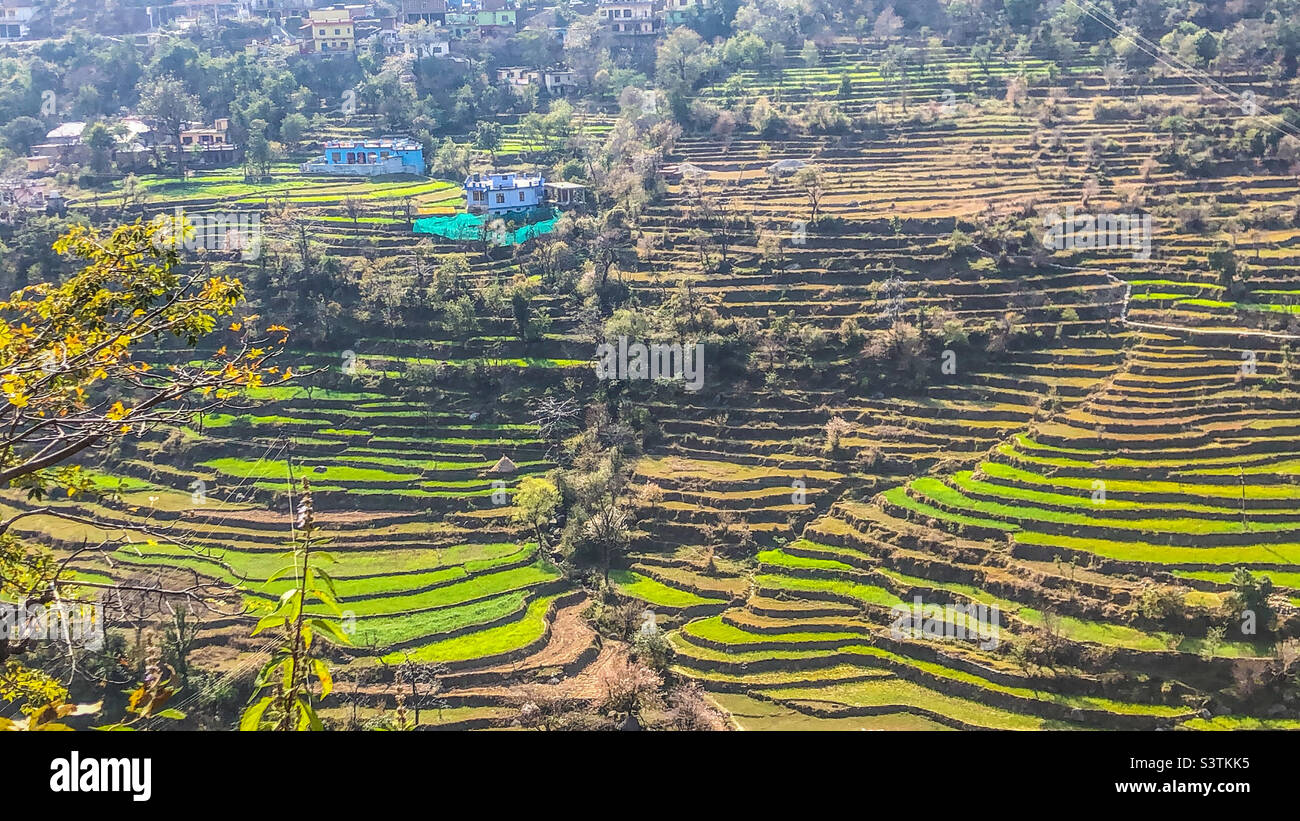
<box><xmin>604</xmin><ymin>45</ymin><xmax>1300</xmax><ymax>728</ymax></box>
<box><xmin>8</xmin><ymin>384</ymin><xmax>572</xmax><ymax>668</ymax></box>
<box><xmin>657</xmin><ymin>327</ymin><xmax>1297</xmax><ymax>730</ymax></box>
<box><xmin>13</xmin><ymin>39</ymin><xmax>1300</xmax><ymax>730</ymax></box>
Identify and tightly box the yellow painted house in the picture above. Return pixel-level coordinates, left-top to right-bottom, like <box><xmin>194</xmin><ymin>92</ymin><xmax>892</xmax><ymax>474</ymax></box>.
<box><xmin>306</xmin><ymin>9</ymin><xmax>354</xmax><ymax>53</ymax></box>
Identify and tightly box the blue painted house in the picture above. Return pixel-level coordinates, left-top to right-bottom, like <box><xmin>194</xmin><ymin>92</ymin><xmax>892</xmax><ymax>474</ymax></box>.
<box><xmin>465</xmin><ymin>172</ymin><xmax>544</xmax><ymax>215</ymax></box>
<box><xmin>301</xmin><ymin>136</ymin><xmax>425</xmax><ymax>176</ymax></box>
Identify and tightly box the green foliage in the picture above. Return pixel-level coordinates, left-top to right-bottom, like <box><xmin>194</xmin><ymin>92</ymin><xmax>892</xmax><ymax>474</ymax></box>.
<box><xmin>0</xmin><ymin>219</ymin><xmax>280</xmax><ymax>719</ymax></box>
<box><xmin>240</xmin><ymin>480</ymin><xmax>350</xmax><ymax>731</ymax></box>
<box><xmin>511</xmin><ymin>476</ymin><xmax>561</xmax><ymax>548</ymax></box>
<box><xmin>1228</xmin><ymin>567</ymin><xmax>1274</xmax><ymax>630</ymax></box>
<box><xmin>473</xmin><ymin>121</ymin><xmax>503</xmax><ymax>165</ymax></box>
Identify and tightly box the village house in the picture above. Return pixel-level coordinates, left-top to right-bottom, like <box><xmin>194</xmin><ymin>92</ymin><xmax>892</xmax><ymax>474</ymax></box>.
<box><xmin>393</xmin><ymin>21</ymin><xmax>450</xmax><ymax>57</ymax></box>
<box><xmin>543</xmin><ymin>68</ymin><xmax>579</xmax><ymax>96</ymax></box>
<box><xmin>245</xmin><ymin>0</ymin><xmax>313</xmax><ymax>22</ymax></box>
<box><xmin>118</xmin><ymin>118</ymin><xmax>154</xmax><ymax>146</ymax></box>
<box><xmin>43</xmin><ymin>122</ymin><xmax>86</xmax><ymax>147</ymax></box>
<box><xmin>399</xmin><ymin>0</ymin><xmax>446</xmax><ymax>24</ymax></box>
<box><xmin>475</xmin><ymin>6</ymin><xmax>515</xmax><ymax>37</ymax></box>
<box><xmin>42</xmin><ymin>117</ymin><xmax>152</xmax><ymax>149</ymax></box>
<box><xmin>181</xmin><ymin>119</ymin><xmax>230</xmax><ymax>150</ymax></box>
<box><xmin>32</xmin><ymin>122</ymin><xmax>89</xmax><ymax>167</ymax></box>
<box><xmin>599</xmin><ymin>0</ymin><xmax>660</xmax><ymax>37</ymax></box>
<box><xmin>662</xmin><ymin>0</ymin><xmax>700</xmax><ymax>26</ymax></box>
<box><xmin>303</xmin><ymin>8</ymin><xmax>354</xmax><ymax>53</ymax></box>
<box><xmin>244</xmin><ymin>36</ymin><xmax>302</xmax><ymax>58</ymax></box>
<box><xmin>181</xmin><ymin>118</ymin><xmax>239</xmax><ymax>165</ymax></box>
<box><xmin>0</xmin><ymin>2</ymin><xmax>34</xmax><ymax>39</ymax></box>
<box><xmin>543</xmin><ymin>180</ymin><xmax>587</xmax><ymax>208</ymax></box>
<box><xmin>465</xmin><ymin>172</ymin><xmax>544</xmax><ymax>215</ymax></box>
<box><xmin>347</xmin><ymin>5</ymin><xmax>396</xmax><ymax>40</ymax></box>
<box><xmin>443</xmin><ymin>9</ymin><xmax>475</xmax><ymax>38</ymax></box>
<box><xmin>496</xmin><ymin>66</ymin><xmax>539</xmax><ymax>88</ymax></box>
<box><xmin>153</xmin><ymin>1</ymin><xmax>245</xmax><ymax>28</ymax></box>
<box><xmin>0</xmin><ymin>180</ymin><xmax>65</xmax><ymax>224</ymax></box>
<box><xmin>28</xmin><ymin>117</ymin><xmax>155</xmax><ymax>173</ymax></box>
<box><xmin>173</xmin><ymin>0</ymin><xmax>244</xmax><ymax>20</ymax></box>
<box><xmin>301</xmin><ymin>137</ymin><xmax>425</xmax><ymax>176</ymax></box>
<box><xmin>112</xmin><ymin>118</ymin><xmax>156</xmax><ymax>169</ymax></box>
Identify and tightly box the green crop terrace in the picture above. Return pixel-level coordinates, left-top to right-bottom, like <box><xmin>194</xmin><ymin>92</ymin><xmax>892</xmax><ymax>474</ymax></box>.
<box><xmin>7</xmin><ymin>39</ymin><xmax>1299</xmax><ymax>730</ymax></box>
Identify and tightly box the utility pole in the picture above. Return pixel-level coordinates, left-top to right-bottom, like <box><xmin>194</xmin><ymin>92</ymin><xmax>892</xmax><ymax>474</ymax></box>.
<box><xmin>1239</xmin><ymin>466</ymin><xmax>1247</xmax><ymax>530</ymax></box>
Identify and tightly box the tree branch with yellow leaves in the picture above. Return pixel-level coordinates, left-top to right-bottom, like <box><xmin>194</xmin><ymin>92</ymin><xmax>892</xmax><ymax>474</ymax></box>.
<box><xmin>0</xmin><ymin>216</ymin><xmax>294</xmax><ymax>716</ymax></box>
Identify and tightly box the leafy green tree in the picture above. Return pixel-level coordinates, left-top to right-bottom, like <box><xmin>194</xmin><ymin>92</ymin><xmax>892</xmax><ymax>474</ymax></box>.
<box><xmin>119</xmin><ymin>172</ymin><xmax>147</xmax><ymax>212</ymax></box>
<box><xmin>473</xmin><ymin>121</ymin><xmax>503</xmax><ymax>167</ymax></box>
<box><xmin>1208</xmin><ymin>245</ymin><xmax>1239</xmax><ymax>286</ymax></box>
<box><xmin>1230</xmin><ymin>567</ymin><xmax>1274</xmax><ymax>632</ymax></box>
<box><xmin>82</xmin><ymin>121</ymin><xmax>117</xmax><ymax>174</ymax></box>
<box><xmin>245</xmin><ymin>117</ymin><xmax>272</xmax><ymax>177</ymax></box>
<box><xmin>279</xmin><ymin>112</ymin><xmax>309</xmax><ymax>150</ymax></box>
<box><xmin>137</xmin><ymin>75</ymin><xmax>201</xmax><ymax>178</ymax></box>
<box><xmin>163</xmin><ymin>608</ymin><xmax>201</xmax><ymax>688</ymax></box>
<box><xmin>655</xmin><ymin>27</ymin><xmax>711</xmax><ymax>94</ymax></box>
<box><xmin>511</xmin><ymin>476</ymin><xmax>561</xmax><ymax>548</ymax></box>
<box><xmin>793</xmin><ymin>163</ymin><xmax>826</xmax><ymax>222</ymax></box>
<box><xmin>800</xmin><ymin>40</ymin><xmax>821</xmax><ymax>68</ymax></box>
<box><xmin>2</xmin><ymin>116</ymin><xmax>47</xmax><ymax>155</ymax></box>
<box><xmin>970</xmin><ymin>42</ymin><xmax>995</xmax><ymax>80</ymax></box>
<box><xmin>431</xmin><ymin>138</ymin><xmax>473</xmax><ymax>179</ymax></box>
<box><xmin>73</xmin><ymin>84</ymin><xmax>102</xmax><ymax>118</ymax></box>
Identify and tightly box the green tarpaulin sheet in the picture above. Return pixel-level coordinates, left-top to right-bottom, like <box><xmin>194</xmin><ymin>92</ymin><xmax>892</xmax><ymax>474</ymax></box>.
<box><xmin>413</xmin><ymin>211</ymin><xmax>559</xmax><ymax>246</ymax></box>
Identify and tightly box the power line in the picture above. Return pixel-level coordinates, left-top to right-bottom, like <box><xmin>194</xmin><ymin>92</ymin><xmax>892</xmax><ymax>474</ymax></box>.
<box><xmin>1062</xmin><ymin>0</ymin><xmax>1300</xmax><ymax>143</ymax></box>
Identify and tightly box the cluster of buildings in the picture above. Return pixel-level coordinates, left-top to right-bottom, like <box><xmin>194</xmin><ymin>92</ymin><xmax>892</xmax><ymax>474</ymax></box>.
<box><xmin>0</xmin><ymin>0</ymin><xmax>666</xmax><ymax>226</ymax></box>
<box><xmin>24</xmin><ymin>116</ymin><xmax>237</xmax><ymax>177</ymax></box>
<box><xmin>240</xmin><ymin>1</ymin><xmax>522</xmax><ymax>57</ymax></box>
<box><xmin>0</xmin><ymin>0</ymin><xmax>707</xmax><ymax>46</ymax></box>
<box><xmin>494</xmin><ymin>66</ymin><xmax>580</xmax><ymax>96</ymax></box>
<box><xmin>185</xmin><ymin>1</ymin><xmax>523</xmax><ymax>55</ymax></box>
<box><xmin>598</xmin><ymin>0</ymin><xmax>702</xmax><ymax>38</ymax></box>
<box><xmin>0</xmin><ymin>1</ymin><xmax>523</xmax><ymax>52</ymax></box>
<box><xmin>0</xmin><ymin>179</ymin><xmax>65</xmax><ymax>225</ymax></box>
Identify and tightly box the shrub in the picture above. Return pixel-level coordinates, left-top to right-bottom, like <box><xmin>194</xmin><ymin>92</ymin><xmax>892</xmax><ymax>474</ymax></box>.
<box><xmin>1093</xmin><ymin>100</ymin><xmax>1134</xmax><ymax>121</ymax></box>
<box><xmin>823</xmin><ymin>416</ymin><xmax>853</xmax><ymax>455</ymax></box>
<box><xmin>1138</xmin><ymin>585</ymin><xmax>1186</xmax><ymax>621</ymax></box>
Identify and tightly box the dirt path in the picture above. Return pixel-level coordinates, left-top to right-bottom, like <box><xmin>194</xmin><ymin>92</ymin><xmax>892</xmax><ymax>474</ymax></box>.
<box><xmin>453</xmin><ymin>596</ymin><xmax>632</xmax><ymax>703</ymax></box>
<box><xmin>476</xmin><ymin>597</ymin><xmax>597</xmax><ymax>676</ymax></box>
<box><xmin>434</xmin><ymin>595</ymin><xmax>649</xmax><ymax>706</ymax></box>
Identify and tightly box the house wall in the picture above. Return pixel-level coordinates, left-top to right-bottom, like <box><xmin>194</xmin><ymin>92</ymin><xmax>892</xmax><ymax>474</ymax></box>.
<box><xmin>302</xmin><ymin>156</ymin><xmax>409</xmax><ymax>176</ymax></box>
<box><xmin>0</xmin><ymin>4</ymin><xmax>33</xmax><ymax>39</ymax></box>
<box><xmin>303</xmin><ymin>145</ymin><xmax>423</xmax><ymax>175</ymax></box>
